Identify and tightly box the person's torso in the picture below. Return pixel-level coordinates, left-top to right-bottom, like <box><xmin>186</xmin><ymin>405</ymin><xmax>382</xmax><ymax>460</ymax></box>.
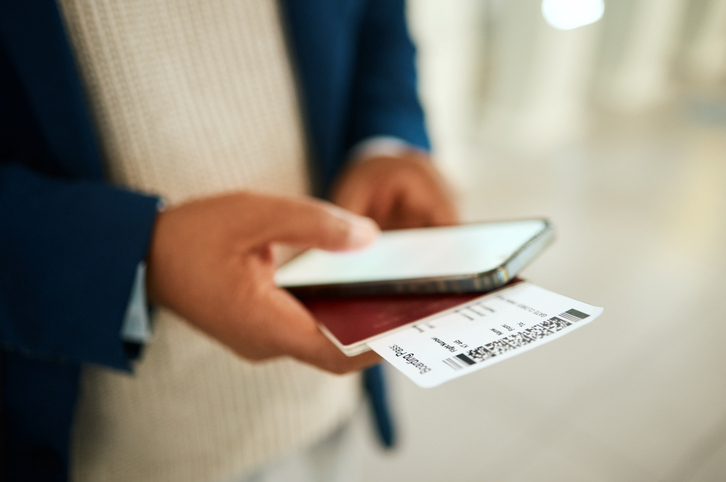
<box><xmin>58</xmin><ymin>1</ymin><xmax>361</xmax><ymax>480</ymax></box>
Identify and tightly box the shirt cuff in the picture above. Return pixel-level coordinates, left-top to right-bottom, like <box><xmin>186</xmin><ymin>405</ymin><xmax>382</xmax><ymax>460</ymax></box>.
<box><xmin>120</xmin><ymin>262</ymin><xmax>153</xmax><ymax>344</ymax></box>
<box><xmin>347</xmin><ymin>136</ymin><xmax>415</xmax><ymax>164</ymax></box>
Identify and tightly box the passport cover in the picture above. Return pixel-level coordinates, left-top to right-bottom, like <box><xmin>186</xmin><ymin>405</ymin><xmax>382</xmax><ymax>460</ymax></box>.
<box><xmin>299</xmin><ymin>279</ymin><xmax>525</xmax><ymax>355</ymax></box>
<box><xmin>302</xmin><ymin>293</ymin><xmax>482</xmax><ymax>348</ymax></box>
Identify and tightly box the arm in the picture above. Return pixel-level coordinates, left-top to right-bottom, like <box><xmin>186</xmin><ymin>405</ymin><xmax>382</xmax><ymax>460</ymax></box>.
<box><xmin>1</xmin><ymin>20</ymin><xmax>383</xmax><ymax>377</ymax></box>
<box><xmin>0</xmin><ymin>21</ymin><xmax>160</xmax><ymax>370</ymax></box>
<box><xmin>343</xmin><ymin>0</ymin><xmax>429</xmax><ymax>152</ymax></box>
<box><xmin>334</xmin><ymin>0</ymin><xmax>458</xmax><ymax>229</ymax></box>
<box><xmin>1</xmin><ymin>163</ymin><xmax>385</xmax><ymax>376</ymax></box>
<box><xmin>0</xmin><ymin>163</ymin><xmax>160</xmax><ymax>370</ymax></box>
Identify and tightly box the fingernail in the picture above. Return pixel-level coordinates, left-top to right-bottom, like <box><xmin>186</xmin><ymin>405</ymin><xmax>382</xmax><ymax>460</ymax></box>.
<box><xmin>346</xmin><ymin>215</ymin><xmax>379</xmax><ymax>248</ymax></box>
<box><xmin>325</xmin><ymin>205</ymin><xmax>380</xmax><ymax>248</ymax></box>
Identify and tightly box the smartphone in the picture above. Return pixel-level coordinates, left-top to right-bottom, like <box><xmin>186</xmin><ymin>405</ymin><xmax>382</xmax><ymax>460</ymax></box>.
<box><xmin>275</xmin><ymin>218</ymin><xmax>553</xmax><ymax>297</ymax></box>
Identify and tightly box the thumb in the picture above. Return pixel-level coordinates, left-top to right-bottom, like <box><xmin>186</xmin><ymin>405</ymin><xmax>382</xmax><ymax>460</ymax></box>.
<box><xmin>255</xmin><ymin>196</ymin><xmax>379</xmax><ymax>252</ymax></box>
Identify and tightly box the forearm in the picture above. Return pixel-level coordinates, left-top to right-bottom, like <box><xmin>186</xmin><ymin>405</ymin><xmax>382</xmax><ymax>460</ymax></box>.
<box><xmin>344</xmin><ymin>0</ymin><xmax>430</xmax><ymax>153</ymax></box>
<box><xmin>0</xmin><ymin>162</ymin><xmax>160</xmax><ymax>370</ymax></box>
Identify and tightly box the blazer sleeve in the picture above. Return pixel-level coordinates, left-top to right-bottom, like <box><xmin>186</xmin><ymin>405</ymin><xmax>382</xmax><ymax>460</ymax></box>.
<box><xmin>0</xmin><ymin>163</ymin><xmax>160</xmax><ymax>371</ymax></box>
<box><xmin>344</xmin><ymin>0</ymin><xmax>430</xmax><ymax>154</ymax></box>
<box><xmin>0</xmin><ymin>9</ymin><xmax>163</xmax><ymax>371</ymax></box>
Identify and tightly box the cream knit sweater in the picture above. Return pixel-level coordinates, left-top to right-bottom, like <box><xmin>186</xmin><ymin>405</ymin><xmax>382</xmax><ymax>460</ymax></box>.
<box><xmin>58</xmin><ymin>1</ymin><xmax>361</xmax><ymax>481</ymax></box>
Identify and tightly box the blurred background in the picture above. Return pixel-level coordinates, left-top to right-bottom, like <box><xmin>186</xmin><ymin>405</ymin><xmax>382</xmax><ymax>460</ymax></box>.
<box><xmin>354</xmin><ymin>0</ymin><xmax>726</xmax><ymax>480</ymax></box>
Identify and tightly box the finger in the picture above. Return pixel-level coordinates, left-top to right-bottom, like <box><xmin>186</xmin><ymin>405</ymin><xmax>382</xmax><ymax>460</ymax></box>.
<box><xmin>378</xmin><ymin>189</ymin><xmax>444</xmax><ymax>230</ymax></box>
<box><xmin>428</xmin><ymin>202</ymin><xmax>459</xmax><ymax>226</ymax></box>
<box><xmin>251</xmin><ymin>195</ymin><xmax>380</xmax><ymax>252</ymax></box>
<box><xmin>331</xmin><ymin>178</ymin><xmax>376</xmax><ymax>216</ymax></box>
<box><xmin>290</xmin><ymin>331</ymin><xmax>382</xmax><ymax>374</ymax></box>
<box><xmin>368</xmin><ymin>191</ymin><xmax>399</xmax><ymax>227</ymax></box>
<box><xmin>264</xmin><ymin>288</ymin><xmax>382</xmax><ymax>373</ymax></box>
<box><xmin>414</xmin><ymin>192</ymin><xmax>458</xmax><ymax>227</ymax></box>
<box><xmin>365</xmin><ymin>179</ymin><xmax>415</xmax><ymax>228</ymax></box>
<box><xmin>399</xmin><ymin>181</ymin><xmax>459</xmax><ymax>228</ymax></box>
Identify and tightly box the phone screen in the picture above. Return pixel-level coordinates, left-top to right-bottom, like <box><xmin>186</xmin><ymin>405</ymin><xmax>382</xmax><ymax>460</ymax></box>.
<box><xmin>275</xmin><ymin>219</ymin><xmax>549</xmax><ymax>288</ymax></box>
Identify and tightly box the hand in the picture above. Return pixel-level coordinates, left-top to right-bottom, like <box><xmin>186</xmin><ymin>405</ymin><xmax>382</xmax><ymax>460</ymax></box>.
<box><xmin>146</xmin><ymin>192</ymin><xmax>381</xmax><ymax>374</ymax></box>
<box><xmin>331</xmin><ymin>150</ymin><xmax>459</xmax><ymax>230</ymax></box>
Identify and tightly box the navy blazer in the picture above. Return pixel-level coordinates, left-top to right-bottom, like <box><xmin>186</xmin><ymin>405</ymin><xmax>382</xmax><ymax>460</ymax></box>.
<box><xmin>0</xmin><ymin>0</ymin><xmax>428</xmax><ymax>480</ymax></box>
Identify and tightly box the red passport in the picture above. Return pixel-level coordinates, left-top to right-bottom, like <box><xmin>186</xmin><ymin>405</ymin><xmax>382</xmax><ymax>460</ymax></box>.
<box><xmin>300</xmin><ymin>279</ymin><xmax>525</xmax><ymax>355</ymax></box>
<box><xmin>301</xmin><ymin>293</ymin><xmax>481</xmax><ymax>355</ymax></box>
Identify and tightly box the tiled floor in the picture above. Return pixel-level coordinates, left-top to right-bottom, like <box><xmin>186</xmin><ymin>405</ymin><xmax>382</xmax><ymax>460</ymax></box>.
<box><xmin>357</xmin><ymin>103</ymin><xmax>726</xmax><ymax>481</ymax></box>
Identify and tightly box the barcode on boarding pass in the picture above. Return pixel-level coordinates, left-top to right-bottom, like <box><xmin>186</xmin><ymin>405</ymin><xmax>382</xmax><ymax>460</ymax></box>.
<box><xmin>442</xmin><ymin>309</ymin><xmax>590</xmax><ymax>370</ymax></box>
